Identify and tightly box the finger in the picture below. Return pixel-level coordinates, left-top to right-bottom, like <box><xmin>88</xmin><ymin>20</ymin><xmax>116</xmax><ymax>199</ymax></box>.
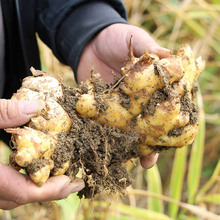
<box><xmin>150</xmin><ymin>46</ymin><xmax>172</xmax><ymax>59</ymax></box>
<box><xmin>7</xmin><ymin>162</ymin><xmax>21</xmax><ymax>171</ymax></box>
<box><xmin>0</xmin><ymin>99</ymin><xmax>45</xmax><ymax>129</ymax></box>
<box><xmin>125</xmin><ymin>26</ymin><xmax>171</xmax><ymax>58</ymax></box>
<box><xmin>23</xmin><ymin>176</ymin><xmax>85</xmax><ymax>204</ymax></box>
<box><xmin>0</xmin><ymin>163</ymin><xmax>84</xmax><ymax>209</ymax></box>
<box><xmin>140</xmin><ymin>153</ymin><xmax>159</xmax><ymax>169</ymax></box>
<box><xmin>0</xmin><ymin>200</ymin><xmax>20</xmax><ymax>210</ymax></box>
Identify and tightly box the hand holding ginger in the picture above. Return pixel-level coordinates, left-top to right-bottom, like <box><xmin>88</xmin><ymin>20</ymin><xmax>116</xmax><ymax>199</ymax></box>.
<box><xmin>77</xmin><ymin>24</ymin><xmax>172</xmax><ymax>168</ymax></box>
<box><xmin>6</xmin><ymin>35</ymin><xmax>204</xmax><ymax>198</ymax></box>
<box><xmin>0</xmin><ymin>99</ymin><xmax>84</xmax><ymax>210</ymax></box>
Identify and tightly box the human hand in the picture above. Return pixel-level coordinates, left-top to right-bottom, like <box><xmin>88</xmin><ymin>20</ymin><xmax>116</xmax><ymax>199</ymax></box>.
<box><xmin>0</xmin><ymin>99</ymin><xmax>85</xmax><ymax>209</ymax></box>
<box><xmin>77</xmin><ymin>24</ymin><xmax>171</xmax><ymax>168</ymax></box>
<box><xmin>77</xmin><ymin>23</ymin><xmax>171</xmax><ymax>83</ymax></box>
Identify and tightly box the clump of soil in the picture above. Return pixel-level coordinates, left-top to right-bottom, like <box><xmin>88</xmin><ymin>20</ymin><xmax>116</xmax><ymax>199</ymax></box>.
<box><xmin>180</xmin><ymin>90</ymin><xmax>198</xmax><ymax>125</ymax></box>
<box><xmin>143</xmin><ymin>89</ymin><xmax>168</xmax><ymax>116</ymax></box>
<box><xmin>168</xmin><ymin>127</ymin><xmax>184</xmax><ymax>137</ymax></box>
<box><xmin>26</xmin><ymin>159</ymin><xmax>47</xmax><ymax>174</ymax></box>
<box><xmin>55</xmin><ymin>79</ymin><xmax>140</xmax><ymax>199</ymax></box>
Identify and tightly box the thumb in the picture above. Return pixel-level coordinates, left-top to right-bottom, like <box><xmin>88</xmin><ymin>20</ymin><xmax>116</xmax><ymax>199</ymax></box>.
<box><xmin>124</xmin><ymin>25</ymin><xmax>172</xmax><ymax>58</ymax></box>
<box><xmin>0</xmin><ymin>163</ymin><xmax>85</xmax><ymax>210</ymax></box>
<box><xmin>0</xmin><ymin>99</ymin><xmax>45</xmax><ymax>129</ymax></box>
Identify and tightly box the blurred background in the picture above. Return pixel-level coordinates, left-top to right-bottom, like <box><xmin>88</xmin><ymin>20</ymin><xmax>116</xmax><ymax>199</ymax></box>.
<box><xmin>0</xmin><ymin>0</ymin><xmax>219</xmax><ymax>219</ymax></box>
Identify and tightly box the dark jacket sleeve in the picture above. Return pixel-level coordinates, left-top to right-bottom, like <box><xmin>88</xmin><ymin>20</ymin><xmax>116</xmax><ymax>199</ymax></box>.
<box><xmin>36</xmin><ymin>0</ymin><xmax>127</xmax><ymax>81</ymax></box>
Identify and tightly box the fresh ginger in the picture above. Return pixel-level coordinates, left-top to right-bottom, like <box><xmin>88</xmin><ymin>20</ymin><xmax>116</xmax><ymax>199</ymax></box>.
<box><xmin>75</xmin><ymin>43</ymin><xmax>204</xmax><ymax>155</ymax></box>
<box><xmin>6</xmin><ymin>43</ymin><xmax>205</xmax><ymax>197</ymax></box>
<box><xmin>7</xmin><ymin>69</ymin><xmax>73</xmax><ymax>185</ymax></box>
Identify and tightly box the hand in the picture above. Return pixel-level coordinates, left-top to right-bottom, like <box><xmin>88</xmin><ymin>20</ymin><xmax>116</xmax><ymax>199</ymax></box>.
<box><xmin>77</xmin><ymin>24</ymin><xmax>170</xmax><ymax>168</ymax></box>
<box><xmin>77</xmin><ymin>23</ymin><xmax>171</xmax><ymax>83</ymax></box>
<box><xmin>0</xmin><ymin>99</ymin><xmax>85</xmax><ymax>209</ymax></box>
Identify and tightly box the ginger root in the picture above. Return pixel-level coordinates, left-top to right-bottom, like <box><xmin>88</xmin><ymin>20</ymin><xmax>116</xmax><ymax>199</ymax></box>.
<box><xmin>6</xmin><ymin>43</ymin><xmax>205</xmax><ymax>197</ymax></box>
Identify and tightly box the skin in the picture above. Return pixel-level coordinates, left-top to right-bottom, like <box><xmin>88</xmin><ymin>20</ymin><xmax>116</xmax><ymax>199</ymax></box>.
<box><xmin>77</xmin><ymin>23</ymin><xmax>171</xmax><ymax>169</ymax></box>
<box><xmin>0</xmin><ymin>99</ymin><xmax>85</xmax><ymax>210</ymax></box>
<box><xmin>0</xmin><ymin>23</ymin><xmax>169</xmax><ymax>210</ymax></box>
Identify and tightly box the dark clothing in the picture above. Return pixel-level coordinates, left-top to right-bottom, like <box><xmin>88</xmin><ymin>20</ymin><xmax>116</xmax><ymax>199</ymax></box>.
<box><xmin>0</xmin><ymin>0</ymin><xmax>127</xmax><ymax>142</ymax></box>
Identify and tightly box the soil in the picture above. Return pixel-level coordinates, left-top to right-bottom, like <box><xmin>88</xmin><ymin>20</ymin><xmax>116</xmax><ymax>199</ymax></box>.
<box><xmin>56</xmin><ymin>81</ymin><xmax>140</xmax><ymax>198</ymax></box>
<box><xmin>180</xmin><ymin>88</ymin><xmax>198</xmax><ymax>125</ymax></box>
<box><xmin>26</xmin><ymin>158</ymin><xmax>47</xmax><ymax>174</ymax></box>
<box><xmin>168</xmin><ymin>127</ymin><xmax>184</xmax><ymax>137</ymax></box>
<box><xmin>118</xmin><ymin>88</ymin><xmax>131</xmax><ymax>109</ymax></box>
<box><xmin>143</xmin><ymin>88</ymin><xmax>168</xmax><ymax>116</ymax></box>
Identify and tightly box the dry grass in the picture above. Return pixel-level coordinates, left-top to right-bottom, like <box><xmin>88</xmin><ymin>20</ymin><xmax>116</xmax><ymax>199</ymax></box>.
<box><xmin>1</xmin><ymin>0</ymin><xmax>219</xmax><ymax>219</ymax></box>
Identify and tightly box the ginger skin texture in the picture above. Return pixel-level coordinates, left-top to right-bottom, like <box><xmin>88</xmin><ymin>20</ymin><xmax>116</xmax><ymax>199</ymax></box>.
<box><xmin>6</xmin><ymin>43</ymin><xmax>205</xmax><ymax>195</ymax></box>
<box><xmin>75</xmin><ymin>43</ymin><xmax>204</xmax><ymax>155</ymax></box>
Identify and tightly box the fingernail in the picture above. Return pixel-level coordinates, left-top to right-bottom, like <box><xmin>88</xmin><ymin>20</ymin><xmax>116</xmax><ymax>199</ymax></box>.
<box><xmin>66</xmin><ymin>178</ymin><xmax>85</xmax><ymax>194</ymax></box>
<box><xmin>20</xmin><ymin>100</ymin><xmax>45</xmax><ymax>115</ymax></box>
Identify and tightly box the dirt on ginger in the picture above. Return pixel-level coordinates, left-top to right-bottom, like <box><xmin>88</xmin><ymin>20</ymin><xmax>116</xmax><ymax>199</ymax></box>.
<box><xmin>6</xmin><ymin>42</ymin><xmax>205</xmax><ymax>199</ymax></box>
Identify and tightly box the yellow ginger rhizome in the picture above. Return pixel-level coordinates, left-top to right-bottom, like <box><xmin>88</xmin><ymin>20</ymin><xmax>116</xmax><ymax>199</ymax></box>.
<box><xmin>6</xmin><ymin>43</ymin><xmax>205</xmax><ymax>198</ymax></box>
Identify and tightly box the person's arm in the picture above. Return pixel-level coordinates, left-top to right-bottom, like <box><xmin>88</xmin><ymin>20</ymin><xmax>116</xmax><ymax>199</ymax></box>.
<box><xmin>0</xmin><ymin>99</ymin><xmax>84</xmax><ymax>210</ymax></box>
<box><xmin>36</xmin><ymin>0</ymin><xmax>127</xmax><ymax>81</ymax></box>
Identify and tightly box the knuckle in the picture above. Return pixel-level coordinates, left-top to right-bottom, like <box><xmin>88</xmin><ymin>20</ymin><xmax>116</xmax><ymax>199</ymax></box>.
<box><xmin>0</xmin><ymin>201</ymin><xmax>19</xmax><ymax>210</ymax></box>
<box><xmin>51</xmin><ymin>185</ymin><xmax>71</xmax><ymax>201</ymax></box>
<box><xmin>10</xmin><ymin>190</ymin><xmax>28</xmax><ymax>206</ymax></box>
<box><xmin>0</xmin><ymin>99</ymin><xmax>21</xmax><ymax>128</ymax></box>
<box><xmin>47</xmin><ymin>186</ymin><xmax>67</xmax><ymax>201</ymax></box>
<box><xmin>0</xmin><ymin>99</ymin><xmax>20</xmax><ymax>127</ymax></box>
<box><xmin>56</xmin><ymin>192</ymin><xmax>69</xmax><ymax>201</ymax></box>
